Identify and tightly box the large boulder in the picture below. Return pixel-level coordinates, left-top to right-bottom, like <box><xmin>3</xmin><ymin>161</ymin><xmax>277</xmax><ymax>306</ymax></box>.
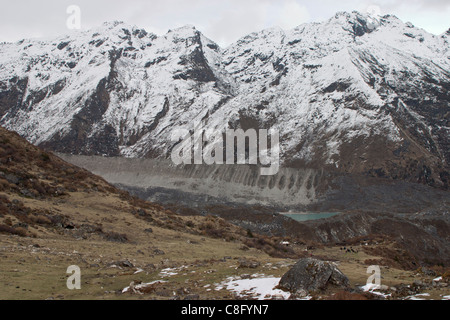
<box><xmin>278</xmin><ymin>258</ymin><xmax>349</xmax><ymax>297</ymax></box>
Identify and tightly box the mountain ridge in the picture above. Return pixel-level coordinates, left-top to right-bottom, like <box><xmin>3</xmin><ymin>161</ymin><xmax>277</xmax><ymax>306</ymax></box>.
<box><xmin>0</xmin><ymin>11</ymin><xmax>449</xmax><ymax>189</ymax></box>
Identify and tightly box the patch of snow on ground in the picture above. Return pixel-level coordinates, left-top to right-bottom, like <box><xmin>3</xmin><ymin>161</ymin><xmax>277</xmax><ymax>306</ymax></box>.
<box><xmin>121</xmin><ymin>280</ymin><xmax>167</xmax><ymax>294</ymax></box>
<box><xmin>405</xmin><ymin>293</ymin><xmax>430</xmax><ymax>301</ymax></box>
<box><xmin>158</xmin><ymin>266</ymin><xmax>189</xmax><ymax>278</ymax></box>
<box><xmin>133</xmin><ymin>268</ymin><xmax>144</xmax><ymax>274</ymax></box>
<box><xmin>159</xmin><ymin>268</ymin><xmax>179</xmax><ymax>277</ymax></box>
<box><xmin>215</xmin><ymin>276</ymin><xmax>292</xmax><ymax>300</ymax></box>
<box><xmin>360</xmin><ymin>283</ymin><xmax>391</xmax><ymax>298</ymax></box>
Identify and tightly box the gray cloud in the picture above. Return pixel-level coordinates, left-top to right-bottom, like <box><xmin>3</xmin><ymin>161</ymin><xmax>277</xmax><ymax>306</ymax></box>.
<box><xmin>0</xmin><ymin>0</ymin><xmax>448</xmax><ymax>45</ymax></box>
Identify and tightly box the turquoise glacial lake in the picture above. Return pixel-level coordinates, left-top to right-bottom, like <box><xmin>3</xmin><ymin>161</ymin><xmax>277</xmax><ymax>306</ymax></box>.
<box><xmin>282</xmin><ymin>212</ymin><xmax>340</xmax><ymax>222</ymax></box>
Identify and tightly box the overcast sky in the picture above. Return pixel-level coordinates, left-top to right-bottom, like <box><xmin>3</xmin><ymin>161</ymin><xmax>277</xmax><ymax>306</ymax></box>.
<box><xmin>1</xmin><ymin>0</ymin><xmax>449</xmax><ymax>47</ymax></box>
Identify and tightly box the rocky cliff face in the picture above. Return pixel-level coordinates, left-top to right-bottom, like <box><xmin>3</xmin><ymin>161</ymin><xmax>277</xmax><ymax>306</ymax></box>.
<box><xmin>0</xmin><ymin>12</ymin><xmax>449</xmax><ymax>188</ymax></box>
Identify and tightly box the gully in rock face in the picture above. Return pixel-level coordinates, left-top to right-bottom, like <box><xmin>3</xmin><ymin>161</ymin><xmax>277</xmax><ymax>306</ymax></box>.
<box><xmin>171</xmin><ymin>121</ymin><xmax>280</xmax><ymax>176</ymax></box>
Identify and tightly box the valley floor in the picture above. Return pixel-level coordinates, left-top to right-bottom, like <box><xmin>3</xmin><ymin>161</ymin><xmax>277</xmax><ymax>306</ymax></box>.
<box><xmin>1</xmin><ymin>189</ymin><xmax>449</xmax><ymax>301</ymax></box>
<box><xmin>1</xmin><ymin>228</ymin><xmax>448</xmax><ymax>300</ymax></box>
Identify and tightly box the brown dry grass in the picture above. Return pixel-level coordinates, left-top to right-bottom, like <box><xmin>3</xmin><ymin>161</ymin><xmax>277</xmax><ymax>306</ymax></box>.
<box><xmin>324</xmin><ymin>291</ymin><xmax>369</xmax><ymax>300</ymax></box>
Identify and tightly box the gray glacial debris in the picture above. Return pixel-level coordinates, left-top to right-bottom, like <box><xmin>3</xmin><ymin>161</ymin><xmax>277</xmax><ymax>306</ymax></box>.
<box><xmin>58</xmin><ymin>154</ymin><xmax>320</xmax><ymax>207</ymax></box>
<box><xmin>58</xmin><ymin>154</ymin><xmax>450</xmax><ymax>213</ymax></box>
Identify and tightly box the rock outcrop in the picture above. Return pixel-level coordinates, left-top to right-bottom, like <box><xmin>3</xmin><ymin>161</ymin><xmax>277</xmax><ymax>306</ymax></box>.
<box><xmin>278</xmin><ymin>258</ymin><xmax>350</xmax><ymax>297</ymax></box>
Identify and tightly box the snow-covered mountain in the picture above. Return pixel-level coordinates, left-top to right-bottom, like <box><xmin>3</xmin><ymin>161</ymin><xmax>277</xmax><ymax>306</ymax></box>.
<box><xmin>0</xmin><ymin>12</ymin><xmax>449</xmax><ymax>188</ymax></box>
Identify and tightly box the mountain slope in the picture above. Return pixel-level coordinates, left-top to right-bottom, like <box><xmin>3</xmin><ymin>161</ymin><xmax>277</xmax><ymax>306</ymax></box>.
<box><xmin>0</xmin><ymin>12</ymin><xmax>449</xmax><ymax>188</ymax></box>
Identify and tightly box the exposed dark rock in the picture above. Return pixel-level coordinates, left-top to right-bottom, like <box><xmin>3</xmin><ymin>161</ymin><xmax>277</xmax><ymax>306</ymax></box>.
<box><xmin>420</xmin><ymin>267</ymin><xmax>436</xmax><ymax>277</ymax></box>
<box><xmin>104</xmin><ymin>231</ymin><xmax>128</xmax><ymax>243</ymax></box>
<box><xmin>323</xmin><ymin>81</ymin><xmax>351</xmax><ymax>93</ymax></box>
<box><xmin>57</xmin><ymin>41</ymin><xmax>70</xmax><ymax>50</ymax></box>
<box><xmin>145</xmin><ymin>56</ymin><xmax>168</xmax><ymax>67</ymax></box>
<box><xmin>351</xmin><ymin>15</ymin><xmax>376</xmax><ymax>37</ymax></box>
<box><xmin>39</xmin><ymin>76</ymin><xmax>121</xmax><ymax>157</ymax></box>
<box><xmin>278</xmin><ymin>258</ymin><xmax>350</xmax><ymax>296</ymax></box>
<box><xmin>110</xmin><ymin>260</ymin><xmax>134</xmax><ymax>268</ymax></box>
<box><xmin>153</xmin><ymin>248</ymin><xmax>165</xmax><ymax>255</ymax></box>
<box><xmin>174</xmin><ymin>46</ymin><xmax>217</xmax><ymax>82</ymax></box>
<box><xmin>238</xmin><ymin>258</ymin><xmax>261</xmax><ymax>269</ymax></box>
<box><xmin>5</xmin><ymin>173</ymin><xmax>20</xmax><ymax>185</ymax></box>
<box><xmin>0</xmin><ymin>77</ymin><xmax>28</xmax><ymax>118</ymax></box>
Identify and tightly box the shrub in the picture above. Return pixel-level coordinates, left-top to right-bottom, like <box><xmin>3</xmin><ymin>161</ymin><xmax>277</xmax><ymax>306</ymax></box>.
<box><xmin>0</xmin><ymin>224</ymin><xmax>15</xmax><ymax>234</ymax></box>
<box><xmin>185</xmin><ymin>220</ymin><xmax>195</xmax><ymax>228</ymax></box>
<box><xmin>199</xmin><ymin>221</ymin><xmax>215</xmax><ymax>230</ymax></box>
<box><xmin>203</xmin><ymin>227</ymin><xmax>224</xmax><ymax>239</ymax></box>
<box><xmin>104</xmin><ymin>231</ymin><xmax>128</xmax><ymax>243</ymax></box>
<box><xmin>34</xmin><ymin>215</ymin><xmax>52</xmax><ymax>225</ymax></box>
<box><xmin>0</xmin><ymin>224</ymin><xmax>27</xmax><ymax>237</ymax></box>
<box><xmin>243</xmin><ymin>236</ymin><xmax>297</xmax><ymax>259</ymax></box>
<box><xmin>0</xmin><ymin>194</ymin><xmax>9</xmax><ymax>203</ymax></box>
<box><xmin>0</xmin><ymin>203</ymin><xmax>8</xmax><ymax>217</ymax></box>
<box><xmin>41</xmin><ymin>152</ymin><xmax>51</xmax><ymax>162</ymax></box>
<box><xmin>14</xmin><ymin>226</ymin><xmax>28</xmax><ymax>237</ymax></box>
<box><xmin>4</xmin><ymin>217</ymin><xmax>12</xmax><ymax>226</ymax></box>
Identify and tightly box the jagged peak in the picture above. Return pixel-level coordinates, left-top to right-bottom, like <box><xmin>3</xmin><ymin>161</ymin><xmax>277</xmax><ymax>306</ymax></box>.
<box><xmin>327</xmin><ymin>10</ymin><xmax>382</xmax><ymax>36</ymax></box>
<box><xmin>332</xmin><ymin>10</ymin><xmax>377</xmax><ymax>21</ymax></box>
<box><xmin>101</xmin><ymin>21</ymin><xmax>126</xmax><ymax>29</ymax></box>
<box><xmin>380</xmin><ymin>14</ymin><xmax>401</xmax><ymax>21</ymax></box>
<box><xmin>177</xmin><ymin>24</ymin><xmax>197</xmax><ymax>30</ymax></box>
<box><xmin>232</xmin><ymin>26</ymin><xmax>285</xmax><ymax>47</ymax></box>
<box><xmin>331</xmin><ymin>11</ymin><xmax>374</xmax><ymax>23</ymax></box>
<box><xmin>99</xmin><ymin>21</ymin><xmax>145</xmax><ymax>33</ymax></box>
<box><xmin>168</xmin><ymin>24</ymin><xmax>198</xmax><ymax>35</ymax></box>
<box><xmin>90</xmin><ymin>21</ymin><xmax>157</xmax><ymax>43</ymax></box>
<box><xmin>164</xmin><ymin>25</ymin><xmax>204</xmax><ymax>45</ymax></box>
<box><xmin>254</xmin><ymin>26</ymin><xmax>286</xmax><ymax>40</ymax></box>
<box><xmin>335</xmin><ymin>10</ymin><xmax>402</xmax><ymax>22</ymax></box>
<box><xmin>333</xmin><ymin>11</ymin><xmax>359</xmax><ymax>19</ymax></box>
